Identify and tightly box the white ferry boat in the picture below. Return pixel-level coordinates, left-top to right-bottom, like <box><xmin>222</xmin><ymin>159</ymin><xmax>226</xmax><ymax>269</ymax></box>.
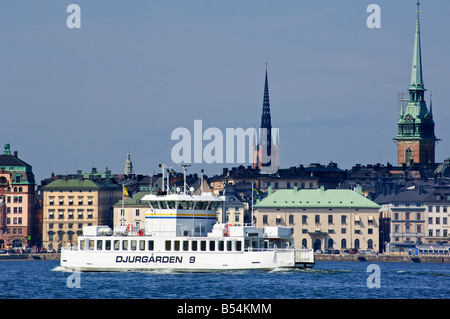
<box><xmin>60</xmin><ymin>171</ymin><xmax>314</xmax><ymax>272</ymax></box>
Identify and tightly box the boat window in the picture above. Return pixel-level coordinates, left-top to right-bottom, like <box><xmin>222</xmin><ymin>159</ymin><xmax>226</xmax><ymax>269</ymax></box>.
<box><xmin>148</xmin><ymin>240</ymin><xmax>154</xmax><ymax>251</ymax></box>
<box><xmin>178</xmin><ymin>201</ymin><xmax>188</xmax><ymax>209</ymax></box>
<box><xmin>80</xmin><ymin>240</ymin><xmax>85</xmax><ymax>250</ymax></box>
<box><xmin>114</xmin><ymin>240</ymin><xmax>120</xmax><ymax>250</ymax></box>
<box><xmin>96</xmin><ymin>240</ymin><xmax>103</xmax><ymax>250</ymax></box>
<box><xmin>150</xmin><ymin>201</ymin><xmax>160</xmax><ymax>209</ymax></box>
<box><xmin>236</xmin><ymin>241</ymin><xmax>242</xmax><ymax>251</ymax></box>
<box><xmin>218</xmin><ymin>241</ymin><xmax>224</xmax><ymax>251</ymax></box>
<box><xmin>89</xmin><ymin>240</ymin><xmax>94</xmax><ymax>250</ymax></box>
<box><xmin>192</xmin><ymin>241</ymin><xmax>198</xmax><ymax>251</ymax></box>
<box><xmin>105</xmin><ymin>240</ymin><xmax>111</xmax><ymax>251</ymax></box>
<box><xmin>160</xmin><ymin>201</ymin><xmax>168</xmax><ymax>209</ymax></box>
<box><xmin>139</xmin><ymin>240</ymin><xmax>145</xmax><ymax>251</ymax></box>
<box><xmin>200</xmin><ymin>201</ymin><xmax>209</xmax><ymax>210</ymax></box>
<box><xmin>200</xmin><ymin>240</ymin><xmax>207</xmax><ymax>251</ymax></box>
<box><xmin>122</xmin><ymin>240</ymin><xmax>128</xmax><ymax>251</ymax></box>
<box><xmin>165</xmin><ymin>240</ymin><xmax>171</xmax><ymax>251</ymax></box>
<box><xmin>226</xmin><ymin>241</ymin><xmax>232</xmax><ymax>252</ymax></box>
<box><xmin>209</xmin><ymin>240</ymin><xmax>215</xmax><ymax>251</ymax></box>
<box><xmin>167</xmin><ymin>201</ymin><xmax>176</xmax><ymax>209</ymax></box>
<box><xmin>174</xmin><ymin>240</ymin><xmax>180</xmax><ymax>251</ymax></box>
<box><xmin>131</xmin><ymin>240</ymin><xmax>137</xmax><ymax>251</ymax></box>
<box><xmin>183</xmin><ymin>241</ymin><xmax>189</xmax><ymax>251</ymax></box>
<box><xmin>209</xmin><ymin>201</ymin><xmax>220</xmax><ymax>210</ymax></box>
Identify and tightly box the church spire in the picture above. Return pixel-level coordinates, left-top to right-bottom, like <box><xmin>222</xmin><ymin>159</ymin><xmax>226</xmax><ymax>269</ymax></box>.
<box><xmin>261</xmin><ymin>63</ymin><xmax>272</xmax><ymax>131</ymax></box>
<box><xmin>260</xmin><ymin>63</ymin><xmax>272</xmax><ymax>153</ymax></box>
<box><xmin>410</xmin><ymin>1</ymin><xmax>424</xmax><ymax>91</ymax></box>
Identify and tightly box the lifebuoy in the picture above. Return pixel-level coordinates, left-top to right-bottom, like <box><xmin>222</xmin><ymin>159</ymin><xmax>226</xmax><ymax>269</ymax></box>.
<box><xmin>138</xmin><ymin>230</ymin><xmax>143</xmax><ymax>236</ymax></box>
<box><xmin>127</xmin><ymin>224</ymin><xmax>133</xmax><ymax>232</ymax></box>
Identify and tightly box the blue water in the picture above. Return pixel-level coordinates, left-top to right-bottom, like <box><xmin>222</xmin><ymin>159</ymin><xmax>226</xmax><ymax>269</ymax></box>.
<box><xmin>0</xmin><ymin>260</ymin><xmax>448</xmax><ymax>299</ymax></box>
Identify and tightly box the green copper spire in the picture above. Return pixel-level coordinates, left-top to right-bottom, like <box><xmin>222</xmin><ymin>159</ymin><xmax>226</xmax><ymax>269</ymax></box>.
<box><xmin>410</xmin><ymin>1</ymin><xmax>424</xmax><ymax>90</ymax></box>
<box><xmin>395</xmin><ymin>1</ymin><xmax>438</xmax><ymax>165</ymax></box>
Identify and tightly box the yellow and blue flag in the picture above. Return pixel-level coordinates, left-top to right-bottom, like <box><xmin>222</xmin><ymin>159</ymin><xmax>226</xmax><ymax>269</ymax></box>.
<box><xmin>124</xmin><ymin>186</ymin><xmax>133</xmax><ymax>198</ymax></box>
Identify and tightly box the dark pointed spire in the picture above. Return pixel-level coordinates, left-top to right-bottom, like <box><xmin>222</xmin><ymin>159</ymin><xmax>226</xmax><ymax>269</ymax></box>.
<box><xmin>260</xmin><ymin>63</ymin><xmax>272</xmax><ymax>152</ymax></box>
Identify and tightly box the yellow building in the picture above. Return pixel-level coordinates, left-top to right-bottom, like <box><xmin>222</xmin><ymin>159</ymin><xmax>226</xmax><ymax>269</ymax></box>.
<box><xmin>42</xmin><ymin>176</ymin><xmax>121</xmax><ymax>251</ymax></box>
<box><xmin>255</xmin><ymin>186</ymin><xmax>381</xmax><ymax>253</ymax></box>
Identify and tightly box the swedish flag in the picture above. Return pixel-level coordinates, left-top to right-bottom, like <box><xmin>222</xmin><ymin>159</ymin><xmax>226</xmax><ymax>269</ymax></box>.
<box><xmin>124</xmin><ymin>186</ymin><xmax>133</xmax><ymax>198</ymax></box>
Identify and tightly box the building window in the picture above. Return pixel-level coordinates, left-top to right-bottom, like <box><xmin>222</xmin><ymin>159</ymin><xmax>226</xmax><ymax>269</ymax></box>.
<box><xmin>302</xmin><ymin>215</ymin><xmax>307</xmax><ymax>224</ymax></box>
<box><xmin>136</xmin><ymin>209</ymin><xmax>140</xmax><ymax>217</ymax></box>
<box><xmin>289</xmin><ymin>215</ymin><xmax>294</xmax><ymax>225</ymax></box>
<box><xmin>262</xmin><ymin>215</ymin><xmax>268</xmax><ymax>224</ymax></box>
<box><xmin>341</xmin><ymin>215</ymin><xmax>347</xmax><ymax>224</ymax></box>
<box><xmin>315</xmin><ymin>215</ymin><xmax>320</xmax><ymax>224</ymax></box>
<box><xmin>276</xmin><ymin>215</ymin><xmax>282</xmax><ymax>225</ymax></box>
<box><xmin>328</xmin><ymin>215</ymin><xmax>333</xmax><ymax>224</ymax></box>
<box><xmin>405</xmin><ymin>148</ymin><xmax>412</xmax><ymax>163</ymax></box>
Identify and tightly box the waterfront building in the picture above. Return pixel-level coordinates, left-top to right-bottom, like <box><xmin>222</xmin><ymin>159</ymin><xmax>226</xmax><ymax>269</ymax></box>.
<box><xmin>113</xmin><ymin>191</ymin><xmax>150</xmax><ymax>230</ymax></box>
<box><xmin>0</xmin><ymin>143</ymin><xmax>36</xmax><ymax>250</ymax></box>
<box><xmin>375</xmin><ymin>188</ymin><xmax>428</xmax><ymax>253</ymax></box>
<box><xmin>41</xmin><ymin>169</ymin><xmax>122</xmax><ymax>251</ymax></box>
<box><xmin>254</xmin><ymin>186</ymin><xmax>380</xmax><ymax>252</ymax></box>
<box><xmin>424</xmin><ymin>185</ymin><xmax>450</xmax><ymax>243</ymax></box>
<box><xmin>217</xmin><ymin>193</ymin><xmax>246</xmax><ymax>226</ymax></box>
<box><xmin>395</xmin><ymin>2</ymin><xmax>438</xmax><ymax>165</ymax></box>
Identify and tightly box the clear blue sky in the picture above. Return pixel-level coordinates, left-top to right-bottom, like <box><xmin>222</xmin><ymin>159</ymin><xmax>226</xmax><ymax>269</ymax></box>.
<box><xmin>1</xmin><ymin>1</ymin><xmax>449</xmax><ymax>184</ymax></box>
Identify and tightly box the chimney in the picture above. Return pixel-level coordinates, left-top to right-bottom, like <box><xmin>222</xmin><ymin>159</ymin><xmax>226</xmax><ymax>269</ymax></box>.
<box><xmin>13</xmin><ymin>151</ymin><xmax>18</xmax><ymax>158</ymax></box>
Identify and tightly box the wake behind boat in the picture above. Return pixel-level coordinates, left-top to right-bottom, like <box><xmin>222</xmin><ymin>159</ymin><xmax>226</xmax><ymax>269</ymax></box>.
<box><xmin>60</xmin><ymin>166</ymin><xmax>314</xmax><ymax>272</ymax></box>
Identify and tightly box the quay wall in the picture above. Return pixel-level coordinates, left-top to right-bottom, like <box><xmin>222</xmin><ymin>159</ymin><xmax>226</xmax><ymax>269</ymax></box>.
<box><xmin>0</xmin><ymin>253</ymin><xmax>60</xmax><ymax>261</ymax></box>
<box><xmin>314</xmin><ymin>254</ymin><xmax>450</xmax><ymax>263</ymax></box>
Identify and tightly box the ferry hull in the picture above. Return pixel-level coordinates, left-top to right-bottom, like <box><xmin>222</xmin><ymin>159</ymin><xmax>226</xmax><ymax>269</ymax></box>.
<box><xmin>60</xmin><ymin>249</ymin><xmax>312</xmax><ymax>272</ymax></box>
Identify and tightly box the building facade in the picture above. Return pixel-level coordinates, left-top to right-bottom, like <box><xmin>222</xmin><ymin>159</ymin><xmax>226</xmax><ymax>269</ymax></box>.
<box><xmin>113</xmin><ymin>191</ymin><xmax>149</xmax><ymax>231</ymax></box>
<box><xmin>424</xmin><ymin>186</ymin><xmax>450</xmax><ymax>243</ymax></box>
<box><xmin>0</xmin><ymin>144</ymin><xmax>36</xmax><ymax>250</ymax></box>
<box><xmin>216</xmin><ymin>194</ymin><xmax>246</xmax><ymax>226</ymax></box>
<box><xmin>42</xmin><ymin>174</ymin><xmax>121</xmax><ymax>251</ymax></box>
<box><xmin>395</xmin><ymin>3</ymin><xmax>437</xmax><ymax>165</ymax></box>
<box><xmin>254</xmin><ymin>186</ymin><xmax>380</xmax><ymax>252</ymax></box>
